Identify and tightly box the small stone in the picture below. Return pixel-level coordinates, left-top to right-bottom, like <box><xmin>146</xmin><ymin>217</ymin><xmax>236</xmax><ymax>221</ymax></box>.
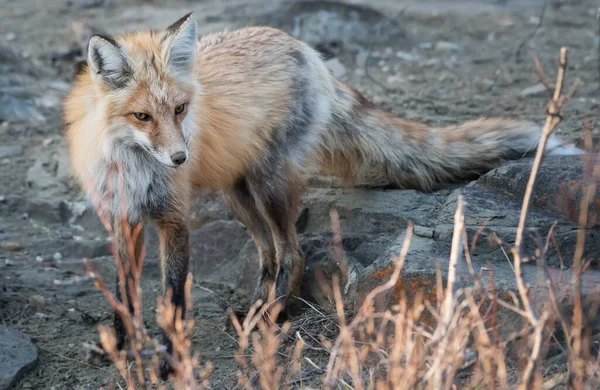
<box><xmin>414</xmin><ymin>225</ymin><xmax>434</xmax><ymax>238</ymax></box>
<box><xmin>35</xmin><ymin>256</ymin><xmax>43</xmax><ymax>263</ymax></box>
<box><xmin>5</xmin><ymin>33</ymin><xmax>15</xmax><ymax>41</ymax></box>
<box><xmin>2</xmin><ymin>241</ymin><xmax>21</xmax><ymax>251</ymax></box>
<box><xmin>386</xmin><ymin>75</ymin><xmax>404</xmax><ymax>88</ymax></box>
<box><xmin>28</xmin><ymin>295</ymin><xmax>47</xmax><ymax>310</ymax></box>
<box><xmin>0</xmin><ymin>326</ymin><xmax>38</xmax><ymax>389</ymax></box>
<box><xmin>395</xmin><ymin>51</ymin><xmax>417</xmax><ymax>61</ymax></box>
<box><xmin>325</xmin><ymin>58</ymin><xmax>346</xmax><ymax>78</ymax></box>
<box><xmin>0</xmin><ymin>94</ymin><xmax>44</xmax><ymax>123</ymax></box>
<box><xmin>48</xmin><ymin>81</ymin><xmax>70</xmax><ymax>92</ymax></box>
<box><xmin>518</xmin><ymin>83</ymin><xmax>550</xmax><ymax>97</ymax></box>
<box><xmin>0</xmin><ymin>145</ymin><xmax>23</xmax><ymax>159</ymax></box>
<box><xmin>52</xmin><ymin>252</ymin><xmax>63</xmax><ymax>262</ymax></box>
<box><xmin>434</xmin><ymin>41</ymin><xmax>463</xmax><ymax>52</ymax></box>
<box><xmin>355</xmin><ymin>51</ymin><xmax>368</xmax><ymax>68</ymax></box>
<box><xmin>38</xmin><ymin>94</ymin><xmax>61</xmax><ymax>109</ymax></box>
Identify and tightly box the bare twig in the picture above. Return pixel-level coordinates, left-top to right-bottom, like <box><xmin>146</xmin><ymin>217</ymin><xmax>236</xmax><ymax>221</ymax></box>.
<box><xmin>515</xmin><ymin>1</ymin><xmax>547</xmax><ymax>63</ymax></box>
<box><xmin>512</xmin><ymin>47</ymin><xmax>579</xmax><ymax>327</ymax></box>
<box><xmin>510</xmin><ymin>47</ymin><xmax>581</xmax><ymax>389</ymax></box>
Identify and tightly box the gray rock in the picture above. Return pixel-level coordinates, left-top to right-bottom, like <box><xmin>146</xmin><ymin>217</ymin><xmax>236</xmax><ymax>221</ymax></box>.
<box><xmin>433</xmin><ymin>184</ymin><xmax>598</xmax><ymax>268</ymax></box>
<box><xmin>300</xmin><ymin>188</ymin><xmax>444</xmax><ymax>235</ymax></box>
<box><xmin>395</xmin><ymin>51</ymin><xmax>418</xmax><ymax>62</ymax></box>
<box><xmin>69</xmin><ymin>206</ymin><xmax>106</xmax><ymax>233</ymax></box>
<box><xmin>25</xmin><ymin>145</ymin><xmax>70</xmax><ymax>199</ymax></box>
<box><xmin>25</xmin><ymin>197</ymin><xmax>65</xmax><ymax>224</ymax></box>
<box><xmin>26</xmin><ymin>160</ymin><xmax>58</xmax><ymax>190</ymax></box>
<box><xmin>325</xmin><ymin>58</ymin><xmax>346</xmax><ymax>78</ymax></box>
<box><xmin>353</xmin><ymin>231</ymin><xmax>446</xmax><ymax>314</ymax></box>
<box><xmin>477</xmin><ymin>156</ymin><xmax>598</xmax><ymax>223</ymax></box>
<box><xmin>0</xmin><ymin>145</ymin><xmax>22</xmax><ymax>159</ymax></box>
<box><xmin>352</xmin><ymin>228</ymin><xmax>600</xmax><ymax>334</ymax></box>
<box><xmin>253</xmin><ymin>1</ymin><xmax>412</xmax><ymax>52</ymax></box>
<box><xmin>66</xmin><ymin>0</ymin><xmax>114</xmax><ymax>9</ymax></box>
<box><xmin>434</xmin><ymin>41</ymin><xmax>463</xmax><ymax>52</ymax></box>
<box><xmin>27</xmin><ymin>236</ymin><xmax>111</xmax><ymax>261</ymax></box>
<box><xmin>518</xmin><ymin>83</ymin><xmax>550</xmax><ymax>97</ymax></box>
<box><xmin>189</xmin><ymin>220</ymin><xmax>257</xmax><ymax>293</ymax></box>
<box><xmin>0</xmin><ymin>94</ymin><xmax>44</xmax><ymax>123</ymax></box>
<box><xmin>0</xmin><ymin>326</ymin><xmax>38</xmax><ymax>390</ymax></box>
<box><xmin>188</xmin><ymin>190</ymin><xmax>233</xmax><ymax>226</ymax></box>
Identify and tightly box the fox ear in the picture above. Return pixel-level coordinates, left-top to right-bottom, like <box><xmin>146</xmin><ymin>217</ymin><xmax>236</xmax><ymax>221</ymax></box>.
<box><xmin>87</xmin><ymin>35</ymin><xmax>132</xmax><ymax>89</ymax></box>
<box><xmin>162</xmin><ymin>13</ymin><xmax>198</xmax><ymax>77</ymax></box>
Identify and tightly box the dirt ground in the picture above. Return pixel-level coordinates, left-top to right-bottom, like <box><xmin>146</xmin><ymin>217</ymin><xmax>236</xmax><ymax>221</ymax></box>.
<box><xmin>0</xmin><ymin>0</ymin><xmax>599</xmax><ymax>389</ymax></box>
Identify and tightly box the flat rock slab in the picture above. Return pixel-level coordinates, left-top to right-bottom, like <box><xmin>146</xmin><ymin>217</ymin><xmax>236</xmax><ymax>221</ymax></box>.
<box><xmin>477</xmin><ymin>155</ymin><xmax>600</xmax><ymax>224</ymax></box>
<box><xmin>0</xmin><ymin>326</ymin><xmax>38</xmax><ymax>390</ymax></box>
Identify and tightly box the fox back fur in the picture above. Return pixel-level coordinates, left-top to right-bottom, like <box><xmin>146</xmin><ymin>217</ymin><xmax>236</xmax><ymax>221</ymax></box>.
<box><xmin>63</xmin><ymin>12</ymin><xmax>580</xmax><ymax>375</ymax></box>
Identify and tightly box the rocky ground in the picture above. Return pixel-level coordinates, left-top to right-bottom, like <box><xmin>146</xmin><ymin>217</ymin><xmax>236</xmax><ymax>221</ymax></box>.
<box><xmin>0</xmin><ymin>0</ymin><xmax>599</xmax><ymax>388</ymax></box>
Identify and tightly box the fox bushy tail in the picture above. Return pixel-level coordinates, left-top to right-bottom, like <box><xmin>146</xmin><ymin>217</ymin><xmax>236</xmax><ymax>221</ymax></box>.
<box><xmin>318</xmin><ymin>82</ymin><xmax>581</xmax><ymax>190</ymax></box>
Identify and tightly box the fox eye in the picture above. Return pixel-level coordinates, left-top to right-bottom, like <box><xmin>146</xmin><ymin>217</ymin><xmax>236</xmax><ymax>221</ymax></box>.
<box><xmin>175</xmin><ymin>104</ymin><xmax>186</xmax><ymax>115</ymax></box>
<box><xmin>133</xmin><ymin>112</ymin><xmax>152</xmax><ymax>122</ymax></box>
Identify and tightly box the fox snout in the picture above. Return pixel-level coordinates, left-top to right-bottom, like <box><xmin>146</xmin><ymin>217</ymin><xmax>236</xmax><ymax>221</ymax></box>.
<box><xmin>160</xmin><ymin>136</ymin><xmax>188</xmax><ymax>167</ymax></box>
<box><xmin>170</xmin><ymin>150</ymin><xmax>187</xmax><ymax>165</ymax></box>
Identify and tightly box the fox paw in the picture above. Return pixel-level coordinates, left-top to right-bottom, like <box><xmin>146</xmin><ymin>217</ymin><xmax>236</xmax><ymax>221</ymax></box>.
<box><xmin>158</xmin><ymin>358</ymin><xmax>174</xmax><ymax>381</ymax></box>
<box><xmin>85</xmin><ymin>342</ymin><xmax>112</xmax><ymax>367</ymax></box>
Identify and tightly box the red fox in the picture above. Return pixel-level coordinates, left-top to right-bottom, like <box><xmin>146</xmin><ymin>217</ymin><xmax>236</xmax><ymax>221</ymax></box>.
<box><xmin>64</xmin><ymin>13</ymin><xmax>580</xmax><ymax>375</ymax></box>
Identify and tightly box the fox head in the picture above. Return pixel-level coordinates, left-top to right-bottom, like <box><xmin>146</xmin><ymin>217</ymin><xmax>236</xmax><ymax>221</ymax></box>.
<box><xmin>87</xmin><ymin>13</ymin><xmax>199</xmax><ymax>167</ymax></box>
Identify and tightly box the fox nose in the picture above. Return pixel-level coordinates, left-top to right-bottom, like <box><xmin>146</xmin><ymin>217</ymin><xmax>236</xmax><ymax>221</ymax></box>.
<box><xmin>170</xmin><ymin>151</ymin><xmax>187</xmax><ymax>165</ymax></box>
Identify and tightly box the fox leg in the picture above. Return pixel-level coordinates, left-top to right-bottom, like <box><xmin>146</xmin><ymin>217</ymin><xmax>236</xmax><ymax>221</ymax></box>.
<box><xmin>155</xmin><ymin>211</ymin><xmax>190</xmax><ymax>378</ymax></box>
<box><xmin>224</xmin><ymin>178</ymin><xmax>278</xmax><ymax>306</ymax></box>
<box><xmin>112</xmin><ymin>220</ymin><xmax>145</xmax><ymax>349</ymax></box>
<box><xmin>245</xmin><ymin>168</ymin><xmax>305</xmax><ymax>311</ymax></box>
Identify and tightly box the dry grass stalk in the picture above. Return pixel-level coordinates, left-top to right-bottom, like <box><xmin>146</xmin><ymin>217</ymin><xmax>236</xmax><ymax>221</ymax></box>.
<box><xmin>229</xmin><ymin>296</ymin><xmax>305</xmax><ymax>390</ymax></box>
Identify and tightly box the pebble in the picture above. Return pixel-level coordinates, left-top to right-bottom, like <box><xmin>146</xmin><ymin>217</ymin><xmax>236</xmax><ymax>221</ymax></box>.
<box><xmin>518</xmin><ymin>83</ymin><xmax>549</xmax><ymax>97</ymax></box>
<box><xmin>28</xmin><ymin>295</ymin><xmax>47</xmax><ymax>310</ymax></box>
<box><xmin>48</xmin><ymin>81</ymin><xmax>71</xmax><ymax>92</ymax></box>
<box><xmin>395</xmin><ymin>51</ymin><xmax>417</xmax><ymax>62</ymax></box>
<box><xmin>434</xmin><ymin>41</ymin><xmax>463</xmax><ymax>52</ymax></box>
<box><xmin>325</xmin><ymin>58</ymin><xmax>346</xmax><ymax>78</ymax></box>
<box><xmin>414</xmin><ymin>225</ymin><xmax>434</xmax><ymax>238</ymax></box>
<box><xmin>2</xmin><ymin>241</ymin><xmax>21</xmax><ymax>251</ymax></box>
<box><xmin>355</xmin><ymin>51</ymin><xmax>368</xmax><ymax>68</ymax></box>
<box><xmin>52</xmin><ymin>252</ymin><xmax>63</xmax><ymax>262</ymax></box>
<box><xmin>0</xmin><ymin>145</ymin><xmax>23</xmax><ymax>159</ymax></box>
<box><xmin>386</xmin><ymin>75</ymin><xmax>404</xmax><ymax>88</ymax></box>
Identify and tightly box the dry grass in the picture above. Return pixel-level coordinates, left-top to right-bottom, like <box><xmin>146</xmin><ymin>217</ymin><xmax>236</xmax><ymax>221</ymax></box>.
<box><xmin>73</xmin><ymin>47</ymin><xmax>600</xmax><ymax>389</ymax></box>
